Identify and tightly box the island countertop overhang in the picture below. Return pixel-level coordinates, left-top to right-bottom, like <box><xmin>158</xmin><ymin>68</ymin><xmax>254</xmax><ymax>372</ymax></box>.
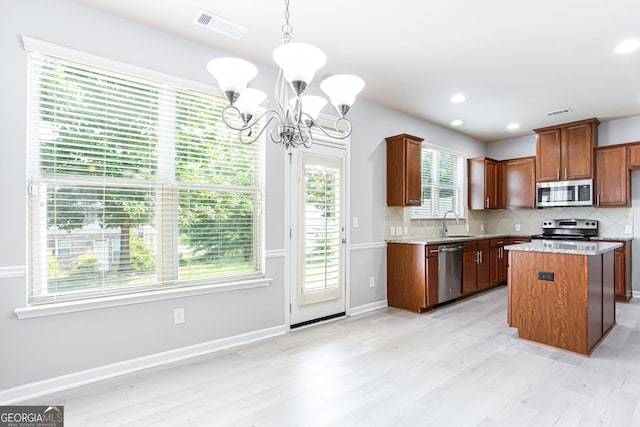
<box><xmin>505</xmin><ymin>240</ymin><xmax>622</xmax><ymax>256</ymax></box>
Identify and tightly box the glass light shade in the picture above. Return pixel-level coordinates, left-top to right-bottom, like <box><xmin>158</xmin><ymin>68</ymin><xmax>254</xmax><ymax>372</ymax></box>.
<box><xmin>206</xmin><ymin>57</ymin><xmax>258</xmax><ymax>93</ymax></box>
<box><xmin>234</xmin><ymin>88</ymin><xmax>267</xmax><ymax>116</ymax></box>
<box><xmin>272</xmin><ymin>43</ymin><xmax>327</xmax><ymax>85</ymax></box>
<box><xmin>289</xmin><ymin>95</ymin><xmax>327</xmax><ymax>120</ymax></box>
<box><xmin>320</xmin><ymin>74</ymin><xmax>365</xmax><ymax>108</ymax></box>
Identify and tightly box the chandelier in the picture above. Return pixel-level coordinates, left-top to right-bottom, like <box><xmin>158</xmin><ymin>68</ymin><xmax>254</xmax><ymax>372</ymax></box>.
<box><xmin>206</xmin><ymin>0</ymin><xmax>365</xmax><ymax>149</ymax></box>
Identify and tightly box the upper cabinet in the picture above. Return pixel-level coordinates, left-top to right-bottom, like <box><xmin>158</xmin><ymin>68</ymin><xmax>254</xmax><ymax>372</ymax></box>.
<box><xmin>386</xmin><ymin>134</ymin><xmax>424</xmax><ymax>206</ymax></box>
<box><xmin>468</xmin><ymin>156</ymin><xmax>535</xmax><ymax>210</ymax></box>
<box><xmin>534</xmin><ymin>118</ymin><xmax>599</xmax><ymax>182</ymax></box>
<box><xmin>501</xmin><ymin>157</ymin><xmax>536</xmax><ymax>209</ymax></box>
<box><xmin>595</xmin><ymin>145</ymin><xmax>629</xmax><ymax>207</ymax></box>
<box><xmin>468</xmin><ymin>157</ymin><xmax>498</xmax><ymax>210</ymax></box>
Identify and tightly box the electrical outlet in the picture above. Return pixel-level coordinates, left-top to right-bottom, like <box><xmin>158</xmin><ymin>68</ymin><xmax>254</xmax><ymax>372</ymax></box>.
<box><xmin>480</xmin><ymin>224</ymin><xmax>484</xmax><ymax>232</ymax></box>
<box><xmin>369</xmin><ymin>277</ymin><xmax>375</xmax><ymax>288</ymax></box>
<box><xmin>625</xmin><ymin>225</ymin><xmax>632</xmax><ymax>234</ymax></box>
<box><xmin>403</xmin><ymin>226</ymin><xmax>408</xmax><ymax>234</ymax></box>
<box><xmin>465</xmin><ymin>223</ymin><xmax>470</xmax><ymax>232</ymax></box>
<box><xmin>390</xmin><ymin>226</ymin><xmax>396</xmax><ymax>236</ymax></box>
<box><xmin>515</xmin><ymin>224</ymin><xmax>521</xmax><ymax>232</ymax></box>
<box><xmin>174</xmin><ymin>308</ymin><xmax>185</xmax><ymax>325</ymax></box>
<box><xmin>353</xmin><ymin>217</ymin><xmax>359</xmax><ymax>228</ymax></box>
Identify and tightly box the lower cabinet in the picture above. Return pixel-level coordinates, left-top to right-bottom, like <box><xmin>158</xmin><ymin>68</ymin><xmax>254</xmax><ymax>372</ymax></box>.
<box><xmin>462</xmin><ymin>240</ymin><xmax>490</xmax><ymax>294</ymax></box>
<box><xmin>386</xmin><ymin>243</ymin><xmax>438</xmax><ymax>313</ymax></box>
<box><xmin>600</xmin><ymin>240</ymin><xmax>632</xmax><ymax>302</ymax></box>
<box><xmin>490</xmin><ymin>238</ymin><xmax>508</xmax><ymax>285</ymax></box>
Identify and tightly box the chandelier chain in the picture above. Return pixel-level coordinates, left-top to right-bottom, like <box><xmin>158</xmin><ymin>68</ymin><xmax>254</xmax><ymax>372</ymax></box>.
<box><xmin>281</xmin><ymin>0</ymin><xmax>293</xmax><ymax>43</ymax></box>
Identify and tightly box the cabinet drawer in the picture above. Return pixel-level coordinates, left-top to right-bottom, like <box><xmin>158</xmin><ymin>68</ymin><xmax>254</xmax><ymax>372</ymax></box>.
<box><xmin>490</xmin><ymin>238</ymin><xmax>506</xmax><ymax>248</ymax></box>
<box><xmin>477</xmin><ymin>239</ymin><xmax>490</xmax><ymax>249</ymax></box>
<box><xmin>426</xmin><ymin>245</ymin><xmax>439</xmax><ymax>257</ymax></box>
<box><xmin>462</xmin><ymin>241</ymin><xmax>477</xmax><ymax>253</ymax></box>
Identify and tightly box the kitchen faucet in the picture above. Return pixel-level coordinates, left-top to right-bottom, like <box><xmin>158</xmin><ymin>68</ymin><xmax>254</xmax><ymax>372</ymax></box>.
<box><xmin>442</xmin><ymin>210</ymin><xmax>459</xmax><ymax>237</ymax></box>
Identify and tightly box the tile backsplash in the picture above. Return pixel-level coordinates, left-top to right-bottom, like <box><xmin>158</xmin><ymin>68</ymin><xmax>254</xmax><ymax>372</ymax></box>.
<box><xmin>385</xmin><ymin>206</ymin><xmax>632</xmax><ymax>239</ymax></box>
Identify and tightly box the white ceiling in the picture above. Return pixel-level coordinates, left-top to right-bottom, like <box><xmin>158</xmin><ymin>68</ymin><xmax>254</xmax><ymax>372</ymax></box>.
<box><xmin>73</xmin><ymin>0</ymin><xmax>640</xmax><ymax>142</ymax></box>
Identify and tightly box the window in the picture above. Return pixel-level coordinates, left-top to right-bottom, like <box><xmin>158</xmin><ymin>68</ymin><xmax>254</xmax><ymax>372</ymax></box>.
<box><xmin>411</xmin><ymin>144</ymin><xmax>464</xmax><ymax>218</ymax></box>
<box><xmin>26</xmin><ymin>40</ymin><xmax>265</xmax><ymax>305</ymax></box>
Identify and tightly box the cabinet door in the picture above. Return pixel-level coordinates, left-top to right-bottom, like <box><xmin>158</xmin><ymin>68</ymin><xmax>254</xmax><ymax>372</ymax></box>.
<box><xmin>462</xmin><ymin>251</ymin><xmax>478</xmax><ymax>294</ymax></box>
<box><xmin>536</xmin><ymin>129</ymin><xmax>562</xmax><ymax>182</ymax></box>
<box><xmin>468</xmin><ymin>158</ymin><xmax>486</xmax><ymax>210</ymax></box>
<box><xmin>405</xmin><ymin>138</ymin><xmax>423</xmax><ymax>205</ymax></box>
<box><xmin>426</xmin><ymin>255</ymin><xmax>439</xmax><ymax>306</ymax></box>
<box><xmin>502</xmin><ymin>157</ymin><xmax>536</xmax><ymax>209</ymax></box>
<box><xmin>628</xmin><ymin>143</ymin><xmax>640</xmax><ymax>169</ymax></box>
<box><xmin>562</xmin><ymin>123</ymin><xmax>594</xmax><ymax>180</ymax></box>
<box><xmin>490</xmin><ymin>247</ymin><xmax>500</xmax><ymax>285</ymax></box>
<box><xmin>477</xmin><ymin>248</ymin><xmax>491</xmax><ymax>289</ymax></box>
<box><xmin>485</xmin><ymin>159</ymin><xmax>498</xmax><ymax>209</ymax></box>
<box><xmin>498</xmin><ymin>247</ymin><xmax>508</xmax><ymax>283</ymax></box>
<box><xmin>596</xmin><ymin>146</ymin><xmax>629</xmax><ymax>207</ymax></box>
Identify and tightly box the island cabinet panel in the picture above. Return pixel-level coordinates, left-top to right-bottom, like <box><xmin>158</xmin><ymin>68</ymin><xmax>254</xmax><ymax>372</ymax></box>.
<box><xmin>386</xmin><ymin>134</ymin><xmax>424</xmax><ymax>206</ymax></box>
<box><xmin>595</xmin><ymin>145</ymin><xmax>629</xmax><ymax>207</ymax></box>
<box><xmin>510</xmin><ymin>251</ymin><xmax>589</xmax><ymax>354</ymax></box>
<box><xmin>509</xmin><ymin>248</ymin><xmax>615</xmax><ymax>355</ymax></box>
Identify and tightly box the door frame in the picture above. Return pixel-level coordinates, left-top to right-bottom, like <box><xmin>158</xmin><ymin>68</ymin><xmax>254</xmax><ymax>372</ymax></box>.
<box><xmin>283</xmin><ymin>121</ymin><xmax>351</xmax><ymax>330</ymax></box>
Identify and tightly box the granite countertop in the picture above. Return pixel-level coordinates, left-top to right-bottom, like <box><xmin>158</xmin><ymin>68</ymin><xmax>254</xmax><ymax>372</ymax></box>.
<box><xmin>386</xmin><ymin>233</ymin><xmax>530</xmax><ymax>245</ymax></box>
<box><xmin>591</xmin><ymin>236</ymin><xmax>633</xmax><ymax>242</ymax></box>
<box><xmin>504</xmin><ymin>239</ymin><xmax>622</xmax><ymax>256</ymax></box>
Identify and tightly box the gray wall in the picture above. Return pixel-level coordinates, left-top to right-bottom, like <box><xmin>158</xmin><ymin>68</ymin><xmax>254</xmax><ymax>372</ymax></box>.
<box><xmin>487</xmin><ymin>115</ymin><xmax>640</xmax><ymax>160</ymax></box>
<box><xmin>0</xmin><ymin>0</ymin><xmax>487</xmax><ymax>390</ymax></box>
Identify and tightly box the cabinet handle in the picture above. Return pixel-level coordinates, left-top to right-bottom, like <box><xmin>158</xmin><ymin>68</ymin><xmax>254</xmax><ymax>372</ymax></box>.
<box><xmin>564</xmin><ymin>168</ymin><xmax>567</xmax><ymax>180</ymax></box>
<box><xmin>429</xmin><ymin>249</ymin><xmax>439</xmax><ymax>254</ymax></box>
<box><xmin>485</xmin><ymin>198</ymin><xmax>489</xmax><ymax>208</ymax></box>
<box><xmin>480</xmin><ymin>250</ymin><xmax>483</xmax><ymax>264</ymax></box>
<box><xmin>557</xmin><ymin>169</ymin><xmax>559</xmax><ymax>180</ymax></box>
<box><xmin>475</xmin><ymin>251</ymin><xmax>479</xmax><ymax>264</ymax></box>
<box><xmin>597</xmin><ymin>194</ymin><xmax>600</xmax><ymax>206</ymax></box>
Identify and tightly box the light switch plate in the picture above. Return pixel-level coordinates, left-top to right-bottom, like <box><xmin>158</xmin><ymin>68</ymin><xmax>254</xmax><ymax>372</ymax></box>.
<box><xmin>395</xmin><ymin>226</ymin><xmax>403</xmax><ymax>235</ymax></box>
<box><xmin>515</xmin><ymin>224</ymin><xmax>521</xmax><ymax>232</ymax></box>
<box><xmin>625</xmin><ymin>225</ymin><xmax>632</xmax><ymax>234</ymax></box>
<box><xmin>353</xmin><ymin>217</ymin><xmax>359</xmax><ymax>228</ymax></box>
<box><xmin>390</xmin><ymin>226</ymin><xmax>396</xmax><ymax>236</ymax></box>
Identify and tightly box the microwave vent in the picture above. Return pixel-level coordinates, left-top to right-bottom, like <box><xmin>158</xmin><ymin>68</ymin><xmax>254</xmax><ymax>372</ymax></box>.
<box><xmin>545</xmin><ymin>108</ymin><xmax>573</xmax><ymax>117</ymax></box>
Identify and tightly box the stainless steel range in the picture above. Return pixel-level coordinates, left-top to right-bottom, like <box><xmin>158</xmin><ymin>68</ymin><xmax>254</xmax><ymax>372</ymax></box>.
<box><xmin>531</xmin><ymin>218</ymin><xmax>598</xmax><ymax>241</ymax></box>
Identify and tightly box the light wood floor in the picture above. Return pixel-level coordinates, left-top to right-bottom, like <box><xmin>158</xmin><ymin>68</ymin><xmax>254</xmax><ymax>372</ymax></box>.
<box><xmin>24</xmin><ymin>287</ymin><xmax>640</xmax><ymax>426</ymax></box>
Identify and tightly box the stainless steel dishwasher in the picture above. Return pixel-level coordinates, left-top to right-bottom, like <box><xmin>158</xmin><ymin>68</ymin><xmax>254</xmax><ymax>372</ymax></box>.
<box><xmin>437</xmin><ymin>243</ymin><xmax>463</xmax><ymax>303</ymax></box>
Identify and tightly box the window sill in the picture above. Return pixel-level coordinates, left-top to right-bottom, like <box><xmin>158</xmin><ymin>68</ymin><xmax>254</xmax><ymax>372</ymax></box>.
<box><xmin>14</xmin><ymin>277</ymin><xmax>272</xmax><ymax>319</ymax></box>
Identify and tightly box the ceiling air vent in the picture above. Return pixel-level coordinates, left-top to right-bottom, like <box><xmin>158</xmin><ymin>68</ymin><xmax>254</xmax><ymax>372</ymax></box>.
<box><xmin>193</xmin><ymin>10</ymin><xmax>247</xmax><ymax>40</ymax></box>
<box><xmin>544</xmin><ymin>108</ymin><xmax>573</xmax><ymax>117</ymax></box>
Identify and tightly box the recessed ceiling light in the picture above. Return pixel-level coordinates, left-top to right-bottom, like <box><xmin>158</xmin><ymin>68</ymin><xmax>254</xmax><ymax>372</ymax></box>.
<box><xmin>451</xmin><ymin>119</ymin><xmax>464</xmax><ymax>126</ymax></box>
<box><xmin>450</xmin><ymin>94</ymin><xmax>466</xmax><ymax>103</ymax></box>
<box><xmin>614</xmin><ymin>39</ymin><xmax>640</xmax><ymax>54</ymax></box>
<box><xmin>507</xmin><ymin>123</ymin><xmax>520</xmax><ymax>130</ymax></box>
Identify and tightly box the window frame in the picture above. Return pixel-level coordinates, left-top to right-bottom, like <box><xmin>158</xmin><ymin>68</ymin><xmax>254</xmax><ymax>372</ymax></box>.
<box><xmin>22</xmin><ymin>37</ymin><xmax>268</xmax><ymax>310</ymax></box>
<box><xmin>411</xmin><ymin>142</ymin><xmax>466</xmax><ymax>219</ymax></box>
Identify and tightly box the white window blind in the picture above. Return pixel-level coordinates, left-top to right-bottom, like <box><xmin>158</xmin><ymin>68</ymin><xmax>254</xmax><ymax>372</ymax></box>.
<box><xmin>26</xmin><ymin>47</ymin><xmax>264</xmax><ymax>304</ymax></box>
<box><xmin>412</xmin><ymin>144</ymin><xmax>464</xmax><ymax>218</ymax></box>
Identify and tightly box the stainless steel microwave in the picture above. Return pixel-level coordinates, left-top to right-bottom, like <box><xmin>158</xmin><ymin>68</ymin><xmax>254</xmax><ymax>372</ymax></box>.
<box><xmin>536</xmin><ymin>179</ymin><xmax>593</xmax><ymax>207</ymax></box>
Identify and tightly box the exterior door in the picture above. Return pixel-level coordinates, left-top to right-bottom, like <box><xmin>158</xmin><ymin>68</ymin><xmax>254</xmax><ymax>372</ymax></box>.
<box><xmin>289</xmin><ymin>144</ymin><xmax>347</xmax><ymax>326</ymax></box>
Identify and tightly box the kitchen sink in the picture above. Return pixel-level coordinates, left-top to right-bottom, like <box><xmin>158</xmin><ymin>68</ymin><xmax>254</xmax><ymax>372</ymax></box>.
<box><xmin>446</xmin><ymin>234</ymin><xmax>474</xmax><ymax>238</ymax></box>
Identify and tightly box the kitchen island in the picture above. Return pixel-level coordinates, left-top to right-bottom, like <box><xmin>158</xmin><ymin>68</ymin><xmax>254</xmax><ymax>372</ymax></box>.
<box><xmin>505</xmin><ymin>239</ymin><xmax>621</xmax><ymax>355</ymax></box>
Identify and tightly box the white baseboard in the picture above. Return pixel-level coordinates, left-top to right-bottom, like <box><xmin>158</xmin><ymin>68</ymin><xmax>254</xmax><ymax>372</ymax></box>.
<box><xmin>348</xmin><ymin>299</ymin><xmax>388</xmax><ymax>316</ymax></box>
<box><xmin>0</xmin><ymin>324</ymin><xmax>287</xmax><ymax>405</ymax></box>
<box><xmin>632</xmin><ymin>290</ymin><xmax>640</xmax><ymax>299</ymax></box>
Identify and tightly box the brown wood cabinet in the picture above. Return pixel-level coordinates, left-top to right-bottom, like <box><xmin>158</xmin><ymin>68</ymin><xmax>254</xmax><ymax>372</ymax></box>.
<box><xmin>490</xmin><ymin>238</ymin><xmax>507</xmax><ymax>285</ymax></box>
<box><xmin>600</xmin><ymin>240</ymin><xmax>632</xmax><ymax>302</ymax></box>
<box><xmin>468</xmin><ymin>157</ymin><xmax>498</xmax><ymax>210</ymax></box>
<box><xmin>501</xmin><ymin>157</ymin><xmax>536</xmax><ymax>209</ymax></box>
<box><xmin>386</xmin><ymin>242</ymin><xmax>438</xmax><ymax>313</ymax></box>
<box><xmin>595</xmin><ymin>145</ymin><xmax>629</xmax><ymax>207</ymax></box>
<box><xmin>386</xmin><ymin>134</ymin><xmax>424</xmax><ymax>206</ymax></box>
<box><xmin>628</xmin><ymin>142</ymin><xmax>640</xmax><ymax>169</ymax></box>
<box><xmin>534</xmin><ymin>118</ymin><xmax>599</xmax><ymax>182</ymax></box>
<box><xmin>509</xmin><ymin>249</ymin><xmax>615</xmax><ymax>355</ymax></box>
